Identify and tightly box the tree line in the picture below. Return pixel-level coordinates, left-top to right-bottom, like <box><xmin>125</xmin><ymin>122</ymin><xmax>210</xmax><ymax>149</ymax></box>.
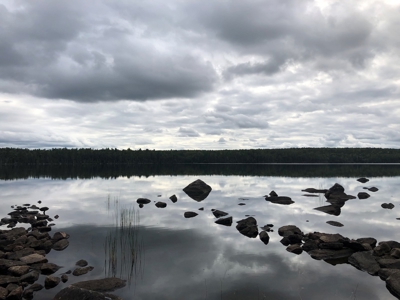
<box><xmin>0</xmin><ymin>147</ymin><xmax>399</xmax><ymax>165</ymax></box>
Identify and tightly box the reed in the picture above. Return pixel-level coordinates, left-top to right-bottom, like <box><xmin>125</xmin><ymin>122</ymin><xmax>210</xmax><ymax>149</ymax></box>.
<box><xmin>104</xmin><ymin>197</ymin><xmax>143</xmax><ymax>285</ymax></box>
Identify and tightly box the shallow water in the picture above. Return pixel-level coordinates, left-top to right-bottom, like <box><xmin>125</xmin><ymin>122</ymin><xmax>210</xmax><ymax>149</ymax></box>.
<box><xmin>1</xmin><ymin>165</ymin><xmax>399</xmax><ymax>299</ymax></box>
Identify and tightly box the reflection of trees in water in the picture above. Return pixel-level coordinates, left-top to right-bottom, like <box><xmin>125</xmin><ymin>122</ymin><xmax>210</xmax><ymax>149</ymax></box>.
<box><xmin>104</xmin><ymin>199</ymin><xmax>144</xmax><ymax>286</ymax></box>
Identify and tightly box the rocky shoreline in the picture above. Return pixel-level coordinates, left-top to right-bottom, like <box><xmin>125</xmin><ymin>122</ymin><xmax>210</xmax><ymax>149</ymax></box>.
<box><xmin>0</xmin><ymin>203</ymin><xmax>126</xmax><ymax>299</ymax></box>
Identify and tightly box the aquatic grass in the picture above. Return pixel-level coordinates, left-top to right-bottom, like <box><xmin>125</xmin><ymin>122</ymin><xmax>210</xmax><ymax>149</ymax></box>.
<box><xmin>104</xmin><ymin>197</ymin><xmax>144</xmax><ymax>286</ymax></box>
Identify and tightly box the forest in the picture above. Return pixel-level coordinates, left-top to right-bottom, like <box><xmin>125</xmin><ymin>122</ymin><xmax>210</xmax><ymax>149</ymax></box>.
<box><xmin>0</xmin><ymin>147</ymin><xmax>399</xmax><ymax>165</ymax></box>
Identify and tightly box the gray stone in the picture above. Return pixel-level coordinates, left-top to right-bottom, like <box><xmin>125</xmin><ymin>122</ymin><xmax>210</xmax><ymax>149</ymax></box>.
<box><xmin>319</xmin><ymin>233</ymin><xmax>346</xmax><ymax>244</ymax></box>
<box><xmin>259</xmin><ymin>231</ymin><xmax>270</xmax><ymax>245</ymax></box>
<box><xmin>19</xmin><ymin>271</ymin><xmax>39</xmax><ymax>283</ymax></box>
<box><xmin>215</xmin><ymin>216</ymin><xmax>232</xmax><ymax>227</ymax></box>
<box><xmin>8</xmin><ymin>266</ymin><xmax>30</xmax><ymax>276</ymax></box>
<box><xmin>183</xmin><ymin>179</ymin><xmax>212</xmax><ymax>202</ymax></box>
<box><xmin>278</xmin><ymin>225</ymin><xmax>302</xmax><ymax>237</ymax></box>
<box><xmin>286</xmin><ymin>244</ymin><xmax>303</xmax><ymax>255</ymax></box>
<box><xmin>76</xmin><ymin>259</ymin><xmax>88</xmax><ymax>267</ymax></box>
<box><xmin>52</xmin><ymin>239</ymin><xmax>69</xmax><ymax>251</ymax></box>
<box><xmin>19</xmin><ymin>253</ymin><xmax>47</xmax><ymax>264</ymax></box>
<box><xmin>41</xmin><ymin>263</ymin><xmax>62</xmax><ymax>275</ymax></box>
<box><xmin>6</xmin><ymin>286</ymin><xmax>22</xmax><ymax>300</ymax></box>
<box><xmin>236</xmin><ymin>217</ymin><xmax>258</xmax><ymax>238</ymax></box>
<box><xmin>0</xmin><ymin>275</ymin><xmax>19</xmax><ymax>285</ymax></box>
<box><xmin>308</xmin><ymin>248</ymin><xmax>355</xmax><ymax>261</ymax></box>
<box><xmin>379</xmin><ymin>268</ymin><xmax>400</xmax><ymax>281</ymax></box>
<box><xmin>348</xmin><ymin>251</ymin><xmax>380</xmax><ymax>275</ymax></box>
<box><xmin>391</xmin><ymin>248</ymin><xmax>400</xmax><ymax>259</ymax></box>
<box><xmin>72</xmin><ymin>266</ymin><xmax>94</xmax><ymax>276</ymax></box>
<box><xmin>378</xmin><ymin>258</ymin><xmax>400</xmax><ymax>269</ymax></box>
<box><xmin>45</xmin><ymin>276</ymin><xmax>60</xmax><ymax>289</ymax></box>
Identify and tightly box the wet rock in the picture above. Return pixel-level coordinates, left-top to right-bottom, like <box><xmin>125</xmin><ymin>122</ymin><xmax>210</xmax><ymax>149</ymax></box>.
<box><xmin>382</xmin><ymin>203</ymin><xmax>395</xmax><ymax>209</ymax></box>
<box><xmin>319</xmin><ymin>242</ymin><xmax>344</xmax><ymax>250</ymax></box>
<box><xmin>52</xmin><ymin>239</ymin><xmax>69</xmax><ymax>251</ymax></box>
<box><xmin>278</xmin><ymin>225</ymin><xmax>302</xmax><ymax>237</ymax></box>
<box><xmin>61</xmin><ymin>274</ymin><xmax>68</xmax><ymax>283</ymax></box>
<box><xmin>45</xmin><ymin>275</ymin><xmax>60</xmax><ymax>289</ymax></box>
<box><xmin>357</xmin><ymin>177</ymin><xmax>369</xmax><ymax>183</ymax></box>
<box><xmin>368</xmin><ymin>187</ymin><xmax>379</xmax><ymax>192</ymax></box>
<box><xmin>8</xmin><ymin>265</ymin><xmax>30</xmax><ymax>276</ymax></box>
<box><xmin>41</xmin><ymin>263</ymin><xmax>62</xmax><ymax>275</ymax></box>
<box><xmin>265</xmin><ymin>196</ymin><xmax>294</xmax><ymax>205</ymax></box>
<box><xmin>326</xmin><ymin>220</ymin><xmax>344</xmax><ymax>227</ymax></box>
<box><xmin>53</xmin><ymin>286</ymin><xmax>122</xmax><ymax>300</ymax></box>
<box><xmin>183</xmin><ymin>179</ymin><xmax>212</xmax><ymax>202</ymax></box>
<box><xmin>348</xmin><ymin>251</ymin><xmax>380</xmax><ymax>275</ymax></box>
<box><xmin>391</xmin><ymin>249</ymin><xmax>400</xmax><ymax>259</ymax></box>
<box><xmin>155</xmin><ymin>202</ymin><xmax>167</xmax><ymax>208</ymax></box>
<box><xmin>72</xmin><ymin>266</ymin><xmax>94</xmax><ymax>276</ymax></box>
<box><xmin>28</xmin><ymin>283</ymin><xmax>43</xmax><ymax>292</ymax></box>
<box><xmin>378</xmin><ymin>258</ymin><xmax>400</xmax><ymax>269</ymax></box>
<box><xmin>259</xmin><ymin>231</ymin><xmax>270</xmax><ymax>245</ymax></box>
<box><xmin>314</xmin><ymin>205</ymin><xmax>341</xmax><ymax>216</ymax></box>
<box><xmin>53</xmin><ymin>232</ymin><xmax>69</xmax><ymax>241</ymax></box>
<box><xmin>0</xmin><ymin>287</ymin><xmax>7</xmax><ymax>299</ymax></box>
<box><xmin>184</xmin><ymin>212</ymin><xmax>198</xmax><ymax>218</ymax></box>
<box><xmin>286</xmin><ymin>244</ymin><xmax>303</xmax><ymax>255</ymax></box>
<box><xmin>236</xmin><ymin>217</ymin><xmax>258</xmax><ymax>238</ymax></box>
<box><xmin>269</xmin><ymin>190</ymin><xmax>278</xmax><ymax>197</ymax></box>
<box><xmin>169</xmin><ymin>195</ymin><xmax>177</xmax><ymax>203</ymax></box>
<box><xmin>374</xmin><ymin>243</ymin><xmax>393</xmax><ymax>256</ymax></box>
<box><xmin>319</xmin><ymin>233</ymin><xmax>346</xmax><ymax>244</ymax></box>
<box><xmin>212</xmin><ymin>210</ymin><xmax>228</xmax><ymax>218</ymax></box>
<box><xmin>0</xmin><ymin>275</ymin><xmax>19</xmax><ymax>285</ymax></box>
<box><xmin>6</xmin><ymin>286</ymin><xmax>22</xmax><ymax>300</ymax></box>
<box><xmin>302</xmin><ymin>240</ymin><xmax>319</xmax><ymax>252</ymax></box>
<box><xmin>19</xmin><ymin>271</ymin><xmax>39</xmax><ymax>283</ymax></box>
<box><xmin>308</xmin><ymin>248</ymin><xmax>355</xmax><ymax>261</ymax></box>
<box><xmin>379</xmin><ymin>268</ymin><xmax>400</xmax><ymax>281</ymax></box>
<box><xmin>136</xmin><ymin>198</ymin><xmax>151</xmax><ymax>205</ymax></box>
<box><xmin>343</xmin><ymin>239</ymin><xmax>366</xmax><ymax>251</ymax></box>
<box><xmin>358</xmin><ymin>192</ymin><xmax>370</xmax><ymax>199</ymax></box>
<box><xmin>22</xmin><ymin>288</ymin><xmax>34</xmax><ymax>299</ymax></box>
<box><xmin>76</xmin><ymin>259</ymin><xmax>88</xmax><ymax>267</ymax></box>
<box><xmin>215</xmin><ymin>216</ymin><xmax>232</xmax><ymax>226</ymax></box>
<box><xmin>72</xmin><ymin>277</ymin><xmax>126</xmax><ymax>292</ymax></box>
<box><xmin>19</xmin><ymin>253</ymin><xmax>47</xmax><ymax>264</ymax></box>
<box><xmin>357</xmin><ymin>237</ymin><xmax>377</xmax><ymax>249</ymax></box>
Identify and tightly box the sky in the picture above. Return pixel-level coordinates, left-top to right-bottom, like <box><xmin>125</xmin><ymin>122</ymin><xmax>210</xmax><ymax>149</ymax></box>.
<box><xmin>0</xmin><ymin>0</ymin><xmax>400</xmax><ymax>150</ymax></box>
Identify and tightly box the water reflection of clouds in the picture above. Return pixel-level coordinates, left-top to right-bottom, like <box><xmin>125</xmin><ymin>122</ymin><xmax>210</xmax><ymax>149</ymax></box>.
<box><xmin>1</xmin><ymin>174</ymin><xmax>400</xmax><ymax>299</ymax></box>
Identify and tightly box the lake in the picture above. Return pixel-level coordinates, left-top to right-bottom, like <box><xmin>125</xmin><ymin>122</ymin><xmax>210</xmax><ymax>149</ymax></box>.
<box><xmin>1</xmin><ymin>164</ymin><xmax>400</xmax><ymax>299</ymax></box>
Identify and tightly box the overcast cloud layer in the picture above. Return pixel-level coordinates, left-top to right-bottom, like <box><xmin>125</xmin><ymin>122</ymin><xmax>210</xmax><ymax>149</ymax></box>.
<box><xmin>1</xmin><ymin>0</ymin><xmax>399</xmax><ymax>149</ymax></box>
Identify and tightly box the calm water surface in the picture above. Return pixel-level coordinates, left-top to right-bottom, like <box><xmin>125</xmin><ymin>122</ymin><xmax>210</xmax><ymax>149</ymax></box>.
<box><xmin>0</xmin><ymin>165</ymin><xmax>399</xmax><ymax>300</ymax></box>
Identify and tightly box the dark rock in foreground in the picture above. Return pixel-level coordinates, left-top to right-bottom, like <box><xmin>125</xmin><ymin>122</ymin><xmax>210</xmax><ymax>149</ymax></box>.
<box><xmin>236</xmin><ymin>217</ymin><xmax>258</xmax><ymax>238</ymax></box>
<box><xmin>183</xmin><ymin>179</ymin><xmax>212</xmax><ymax>202</ymax></box>
<box><xmin>348</xmin><ymin>251</ymin><xmax>380</xmax><ymax>275</ymax></box>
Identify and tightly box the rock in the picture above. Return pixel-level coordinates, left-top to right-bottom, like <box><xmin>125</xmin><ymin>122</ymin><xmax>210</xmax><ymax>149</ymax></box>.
<box><xmin>54</xmin><ymin>215</ymin><xmax>59</xmax><ymax>219</ymax></box>
<box><xmin>8</xmin><ymin>266</ymin><xmax>30</xmax><ymax>276</ymax></box>
<box><xmin>76</xmin><ymin>259</ymin><xmax>88</xmax><ymax>267</ymax></box>
<box><xmin>72</xmin><ymin>266</ymin><xmax>94</xmax><ymax>276</ymax></box>
<box><xmin>382</xmin><ymin>203</ymin><xmax>395</xmax><ymax>209</ymax></box>
<box><xmin>308</xmin><ymin>248</ymin><xmax>355</xmax><ymax>261</ymax></box>
<box><xmin>0</xmin><ymin>275</ymin><xmax>19</xmax><ymax>286</ymax></box>
<box><xmin>319</xmin><ymin>242</ymin><xmax>344</xmax><ymax>250</ymax></box>
<box><xmin>169</xmin><ymin>195</ymin><xmax>177</xmax><ymax>203</ymax></box>
<box><xmin>327</xmin><ymin>183</ymin><xmax>345</xmax><ymax>194</ymax></box>
<box><xmin>53</xmin><ymin>286</ymin><xmax>122</xmax><ymax>300</ymax></box>
<box><xmin>379</xmin><ymin>268</ymin><xmax>400</xmax><ymax>281</ymax></box>
<box><xmin>302</xmin><ymin>240</ymin><xmax>319</xmax><ymax>252</ymax></box>
<box><xmin>0</xmin><ymin>287</ymin><xmax>7</xmax><ymax>299</ymax></box>
<box><xmin>136</xmin><ymin>198</ymin><xmax>151</xmax><ymax>205</ymax></box>
<box><xmin>368</xmin><ymin>187</ymin><xmax>379</xmax><ymax>192</ymax></box>
<box><xmin>358</xmin><ymin>192</ymin><xmax>370</xmax><ymax>199</ymax></box>
<box><xmin>155</xmin><ymin>202</ymin><xmax>167</xmax><ymax>208</ymax></box>
<box><xmin>278</xmin><ymin>225</ymin><xmax>302</xmax><ymax>237</ymax></box>
<box><xmin>41</xmin><ymin>263</ymin><xmax>62</xmax><ymax>275</ymax></box>
<box><xmin>286</xmin><ymin>244</ymin><xmax>303</xmax><ymax>255</ymax></box>
<box><xmin>357</xmin><ymin>177</ymin><xmax>369</xmax><ymax>183</ymax></box>
<box><xmin>198</xmin><ymin>207</ymin><xmax>204</xmax><ymax>211</ymax></box>
<box><xmin>238</xmin><ymin>203</ymin><xmax>246</xmax><ymax>206</ymax></box>
<box><xmin>265</xmin><ymin>196</ymin><xmax>294</xmax><ymax>205</ymax></box>
<box><xmin>6</xmin><ymin>286</ymin><xmax>22</xmax><ymax>300</ymax></box>
<box><xmin>215</xmin><ymin>216</ymin><xmax>232</xmax><ymax>226</ymax></box>
<box><xmin>183</xmin><ymin>179</ymin><xmax>212</xmax><ymax>201</ymax></box>
<box><xmin>236</xmin><ymin>217</ymin><xmax>258</xmax><ymax>238</ymax></box>
<box><xmin>378</xmin><ymin>258</ymin><xmax>400</xmax><ymax>269</ymax></box>
<box><xmin>357</xmin><ymin>237</ymin><xmax>377</xmax><ymax>249</ymax></box>
<box><xmin>212</xmin><ymin>210</ymin><xmax>228</xmax><ymax>218</ymax></box>
<box><xmin>53</xmin><ymin>232</ymin><xmax>69</xmax><ymax>241</ymax></box>
<box><xmin>269</xmin><ymin>190</ymin><xmax>278</xmax><ymax>197</ymax></box>
<box><xmin>61</xmin><ymin>274</ymin><xmax>68</xmax><ymax>283</ymax></box>
<box><xmin>44</xmin><ymin>276</ymin><xmax>60</xmax><ymax>289</ymax></box>
<box><xmin>72</xmin><ymin>277</ymin><xmax>126</xmax><ymax>292</ymax></box>
<box><xmin>19</xmin><ymin>253</ymin><xmax>47</xmax><ymax>264</ymax></box>
<box><xmin>52</xmin><ymin>239</ymin><xmax>69</xmax><ymax>251</ymax></box>
<box><xmin>301</xmin><ymin>188</ymin><xmax>328</xmax><ymax>193</ymax></box>
<box><xmin>386</xmin><ymin>272</ymin><xmax>400</xmax><ymax>298</ymax></box>
<box><xmin>22</xmin><ymin>288</ymin><xmax>34</xmax><ymax>299</ymax></box>
<box><xmin>348</xmin><ymin>251</ymin><xmax>380</xmax><ymax>275</ymax></box>
<box><xmin>374</xmin><ymin>243</ymin><xmax>393</xmax><ymax>256</ymax></box>
<box><xmin>326</xmin><ymin>221</ymin><xmax>344</xmax><ymax>227</ymax></box>
<box><xmin>391</xmin><ymin>249</ymin><xmax>400</xmax><ymax>259</ymax></box>
<box><xmin>259</xmin><ymin>231</ymin><xmax>270</xmax><ymax>245</ymax></box>
<box><xmin>28</xmin><ymin>283</ymin><xmax>43</xmax><ymax>291</ymax></box>
<box><xmin>19</xmin><ymin>271</ymin><xmax>39</xmax><ymax>283</ymax></box>
<box><xmin>39</xmin><ymin>207</ymin><xmax>49</xmax><ymax>213</ymax></box>
<box><xmin>184</xmin><ymin>212</ymin><xmax>198</xmax><ymax>218</ymax></box>
<box><xmin>319</xmin><ymin>233</ymin><xmax>346</xmax><ymax>244</ymax></box>
<box><xmin>314</xmin><ymin>205</ymin><xmax>341</xmax><ymax>216</ymax></box>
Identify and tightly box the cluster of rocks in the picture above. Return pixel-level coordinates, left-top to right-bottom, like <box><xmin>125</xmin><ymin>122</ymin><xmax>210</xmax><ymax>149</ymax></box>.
<box><xmin>0</xmin><ymin>204</ymin><xmax>126</xmax><ymax>299</ymax></box>
<box><xmin>278</xmin><ymin>224</ymin><xmax>400</xmax><ymax>298</ymax></box>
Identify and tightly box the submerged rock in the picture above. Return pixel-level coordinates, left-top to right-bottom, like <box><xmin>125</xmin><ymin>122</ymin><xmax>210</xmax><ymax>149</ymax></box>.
<box><xmin>183</xmin><ymin>179</ymin><xmax>212</xmax><ymax>202</ymax></box>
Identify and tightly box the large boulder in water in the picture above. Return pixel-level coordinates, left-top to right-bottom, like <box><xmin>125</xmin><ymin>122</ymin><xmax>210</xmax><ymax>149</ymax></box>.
<box><xmin>236</xmin><ymin>217</ymin><xmax>258</xmax><ymax>238</ymax></box>
<box><xmin>183</xmin><ymin>179</ymin><xmax>212</xmax><ymax>202</ymax></box>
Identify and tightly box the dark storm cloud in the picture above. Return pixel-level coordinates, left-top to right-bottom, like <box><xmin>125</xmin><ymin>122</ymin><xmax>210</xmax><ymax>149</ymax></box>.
<box><xmin>0</xmin><ymin>1</ymin><xmax>217</xmax><ymax>102</ymax></box>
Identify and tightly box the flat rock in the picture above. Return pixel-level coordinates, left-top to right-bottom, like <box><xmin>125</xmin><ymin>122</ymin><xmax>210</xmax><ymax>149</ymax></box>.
<box><xmin>302</xmin><ymin>188</ymin><xmax>328</xmax><ymax>193</ymax></box>
<box><xmin>382</xmin><ymin>203</ymin><xmax>395</xmax><ymax>209</ymax></box>
<box><xmin>72</xmin><ymin>277</ymin><xmax>126</xmax><ymax>292</ymax></box>
<box><xmin>53</xmin><ymin>286</ymin><xmax>122</xmax><ymax>300</ymax></box>
<box><xmin>183</xmin><ymin>179</ymin><xmax>212</xmax><ymax>202</ymax></box>
<box><xmin>378</xmin><ymin>258</ymin><xmax>400</xmax><ymax>269</ymax></box>
<box><xmin>308</xmin><ymin>248</ymin><xmax>355</xmax><ymax>261</ymax></box>
<box><xmin>348</xmin><ymin>251</ymin><xmax>380</xmax><ymax>275</ymax></box>
<box><xmin>326</xmin><ymin>220</ymin><xmax>344</xmax><ymax>227</ymax></box>
<box><xmin>19</xmin><ymin>253</ymin><xmax>47</xmax><ymax>264</ymax></box>
<box><xmin>314</xmin><ymin>205</ymin><xmax>341</xmax><ymax>216</ymax></box>
<box><xmin>368</xmin><ymin>187</ymin><xmax>379</xmax><ymax>192</ymax></box>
